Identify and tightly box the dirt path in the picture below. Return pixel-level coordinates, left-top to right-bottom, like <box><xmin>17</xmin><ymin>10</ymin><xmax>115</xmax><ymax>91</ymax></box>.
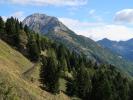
<box><xmin>22</xmin><ymin>63</ymin><xmax>37</xmax><ymax>75</ymax></box>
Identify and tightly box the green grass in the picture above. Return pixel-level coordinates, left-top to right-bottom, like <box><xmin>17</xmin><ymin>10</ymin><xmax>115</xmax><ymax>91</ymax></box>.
<box><xmin>22</xmin><ymin>62</ymin><xmax>41</xmax><ymax>85</ymax></box>
<box><xmin>59</xmin><ymin>78</ymin><xmax>67</xmax><ymax>92</ymax></box>
<box><xmin>0</xmin><ymin>39</ymin><xmax>70</xmax><ymax>100</ymax></box>
<box><xmin>0</xmin><ymin>39</ymin><xmax>33</xmax><ymax>73</ymax></box>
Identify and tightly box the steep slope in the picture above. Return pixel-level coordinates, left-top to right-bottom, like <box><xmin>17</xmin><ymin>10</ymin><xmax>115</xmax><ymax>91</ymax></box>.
<box><xmin>98</xmin><ymin>38</ymin><xmax>133</xmax><ymax>61</ymax></box>
<box><xmin>23</xmin><ymin>13</ymin><xmax>69</xmax><ymax>34</ymax></box>
<box><xmin>23</xmin><ymin>13</ymin><xmax>133</xmax><ymax>76</ymax></box>
<box><xmin>0</xmin><ymin>39</ymin><xmax>70</xmax><ymax>100</ymax></box>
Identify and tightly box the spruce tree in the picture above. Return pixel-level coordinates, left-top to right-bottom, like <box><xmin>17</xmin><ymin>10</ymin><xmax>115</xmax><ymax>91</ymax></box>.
<box><xmin>0</xmin><ymin>16</ymin><xmax>5</xmax><ymax>37</ymax></box>
<box><xmin>5</xmin><ymin>17</ymin><xmax>16</xmax><ymax>35</ymax></box>
<box><xmin>5</xmin><ymin>17</ymin><xmax>19</xmax><ymax>46</ymax></box>
<box><xmin>43</xmin><ymin>56</ymin><xmax>61</xmax><ymax>93</ymax></box>
<box><xmin>60</xmin><ymin>58</ymin><xmax>68</xmax><ymax>72</ymax></box>
<box><xmin>18</xmin><ymin>30</ymin><xmax>28</xmax><ymax>55</ymax></box>
<box><xmin>76</xmin><ymin>64</ymin><xmax>92</xmax><ymax>99</ymax></box>
<box><xmin>27</xmin><ymin>34</ymin><xmax>40</xmax><ymax>61</ymax></box>
<box><xmin>24</xmin><ymin>25</ymin><xmax>30</xmax><ymax>33</ymax></box>
<box><xmin>129</xmin><ymin>81</ymin><xmax>133</xmax><ymax>100</ymax></box>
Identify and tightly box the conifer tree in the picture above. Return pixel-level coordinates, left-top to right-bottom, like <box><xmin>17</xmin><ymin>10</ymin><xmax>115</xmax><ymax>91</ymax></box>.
<box><xmin>27</xmin><ymin>34</ymin><xmax>40</xmax><ymax>61</ymax></box>
<box><xmin>0</xmin><ymin>16</ymin><xmax>5</xmax><ymax>37</ymax></box>
<box><xmin>129</xmin><ymin>81</ymin><xmax>133</xmax><ymax>100</ymax></box>
<box><xmin>91</xmin><ymin>69</ymin><xmax>113</xmax><ymax>100</ymax></box>
<box><xmin>24</xmin><ymin>25</ymin><xmax>30</xmax><ymax>33</ymax></box>
<box><xmin>5</xmin><ymin>17</ymin><xmax>16</xmax><ymax>35</ymax></box>
<box><xmin>42</xmin><ymin>56</ymin><xmax>61</xmax><ymax>93</ymax></box>
<box><xmin>76</xmin><ymin>63</ymin><xmax>92</xmax><ymax>99</ymax></box>
<box><xmin>18</xmin><ymin>30</ymin><xmax>28</xmax><ymax>55</ymax></box>
<box><xmin>5</xmin><ymin>17</ymin><xmax>19</xmax><ymax>46</ymax></box>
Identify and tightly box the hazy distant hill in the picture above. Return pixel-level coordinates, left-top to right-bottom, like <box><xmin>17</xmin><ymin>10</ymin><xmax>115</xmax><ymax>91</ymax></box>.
<box><xmin>98</xmin><ymin>38</ymin><xmax>133</xmax><ymax>61</ymax></box>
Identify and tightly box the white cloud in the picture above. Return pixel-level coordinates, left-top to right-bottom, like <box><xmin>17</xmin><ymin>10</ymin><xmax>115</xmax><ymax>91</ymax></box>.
<box><xmin>59</xmin><ymin>17</ymin><xmax>104</xmax><ymax>29</ymax></box>
<box><xmin>2</xmin><ymin>11</ymin><xmax>25</xmax><ymax>21</ymax></box>
<box><xmin>59</xmin><ymin>17</ymin><xmax>133</xmax><ymax>41</ymax></box>
<box><xmin>88</xmin><ymin>9</ymin><xmax>102</xmax><ymax>22</ymax></box>
<box><xmin>11</xmin><ymin>11</ymin><xmax>25</xmax><ymax>21</ymax></box>
<box><xmin>77</xmin><ymin>25</ymin><xmax>133</xmax><ymax>41</ymax></box>
<box><xmin>2</xmin><ymin>16</ymin><xmax>8</xmax><ymax>21</ymax></box>
<box><xmin>89</xmin><ymin>9</ymin><xmax>96</xmax><ymax>15</ymax></box>
<box><xmin>114</xmin><ymin>9</ymin><xmax>133</xmax><ymax>23</ymax></box>
<box><xmin>1</xmin><ymin>0</ymin><xmax>88</xmax><ymax>6</ymax></box>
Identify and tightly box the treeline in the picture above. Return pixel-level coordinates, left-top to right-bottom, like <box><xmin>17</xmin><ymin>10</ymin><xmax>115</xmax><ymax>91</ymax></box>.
<box><xmin>41</xmin><ymin>45</ymin><xmax>133</xmax><ymax>100</ymax></box>
<box><xmin>0</xmin><ymin>16</ymin><xmax>50</xmax><ymax>61</ymax></box>
<box><xmin>0</xmin><ymin>16</ymin><xmax>133</xmax><ymax>100</ymax></box>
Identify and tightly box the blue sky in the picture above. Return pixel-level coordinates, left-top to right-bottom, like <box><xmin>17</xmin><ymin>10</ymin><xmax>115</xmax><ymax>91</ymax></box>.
<box><xmin>0</xmin><ymin>0</ymin><xmax>133</xmax><ymax>41</ymax></box>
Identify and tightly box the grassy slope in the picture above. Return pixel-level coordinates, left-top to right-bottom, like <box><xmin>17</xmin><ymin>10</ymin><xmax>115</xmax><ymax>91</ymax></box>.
<box><xmin>0</xmin><ymin>39</ymin><xmax>70</xmax><ymax>100</ymax></box>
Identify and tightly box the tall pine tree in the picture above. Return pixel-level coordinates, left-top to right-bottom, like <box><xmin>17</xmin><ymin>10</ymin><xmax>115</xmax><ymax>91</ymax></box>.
<box><xmin>0</xmin><ymin>17</ymin><xmax>5</xmax><ymax>37</ymax></box>
<box><xmin>42</xmin><ymin>56</ymin><xmax>61</xmax><ymax>93</ymax></box>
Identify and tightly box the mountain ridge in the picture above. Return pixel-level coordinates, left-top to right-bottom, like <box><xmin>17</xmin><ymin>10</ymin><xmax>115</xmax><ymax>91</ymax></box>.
<box><xmin>23</xmin><ymin>13</ymin><xmax>133</xmax><ymax>76</ymax></box>
<box><xmin>98</xmin><ymin>38</ymin><xmax>133</xmax><ymax>62</ymax></box>
<box><xmin>23</xmin><ymin>13</ymin><xmax>71</xmax><ymax>34</ymax></box>
<box><xmin>1</xmin><ymin>15</ymin><xmax>133</xmax><ymax>100</ymax></box>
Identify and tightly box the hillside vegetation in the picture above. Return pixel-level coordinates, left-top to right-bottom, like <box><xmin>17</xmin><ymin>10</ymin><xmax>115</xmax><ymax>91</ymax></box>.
<box><xmin>23</xmin><ymin>13</ymin><xmax>133</xmax><ymax>76</ymax></box>
<box><xmin>0</xmin><ymin>39</ymin><xmax>70</xmax><ymax>100</ymax></box>
<box><xmin>1</xmin><ymin>16</ymin><xmax>133</xmax><ymax>100</ymax></box>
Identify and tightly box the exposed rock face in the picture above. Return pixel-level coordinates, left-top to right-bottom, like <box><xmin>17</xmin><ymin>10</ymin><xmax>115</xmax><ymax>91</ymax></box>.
<box><xmin>23</xmin><ymin>13</ymin><xmax>69</xmax><ymax>34</ymax></box>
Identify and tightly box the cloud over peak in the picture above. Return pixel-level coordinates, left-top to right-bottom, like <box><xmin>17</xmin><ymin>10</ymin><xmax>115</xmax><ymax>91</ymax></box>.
<box><xmin>1</xmin><ymin>0</ymin><xmax>88</xmax><ymax>6</ymax></box>
<box><xmin>114</xmin><ymin>9</ymin><xmax>133</xmax><ymax>23</ymax></box>
<box><xmin>59</xmin><ymin>17</ymin><xmax>133</xmax><ymax>41</ymax></box>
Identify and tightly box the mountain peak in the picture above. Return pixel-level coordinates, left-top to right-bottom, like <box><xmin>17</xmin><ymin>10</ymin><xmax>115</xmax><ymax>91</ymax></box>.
<box><xmin>126</xmin><ymin>38</ymin><xmax>133</xmax><ymax>42</ymax></box>
<box><xmin>102</xmin><ymin>38</ymin><xmax>110</xmax><ymax>41</ymax></box>
<box><xmin>23</xmin><ymin>13</ymin><xmax>69</xmax><ymax>34</ymax></box>
<box><xmin>30</xmin><ymin>13</ymin><xmax>47</xmax><ymax>16</ymax></box>
<box><xmin>29</xmin><ymin>13</ymin><xmax>58</xmax><ymax>21</ymax></box>
<box><xmin>31</xmin><ymin>13</ymin><xmax>47</xmax><ymax>16</ymax></box>
<box><xmin>98</xmin><ymin>38</ymin><xmax>118</xmax><ymax>44</ymax></box>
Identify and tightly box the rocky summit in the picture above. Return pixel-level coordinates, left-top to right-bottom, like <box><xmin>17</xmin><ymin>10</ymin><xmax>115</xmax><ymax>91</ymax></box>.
<box><xmin>23</xmin><ymin>13</ymin><xmax>69</xmax><ymax>34</ymax></box>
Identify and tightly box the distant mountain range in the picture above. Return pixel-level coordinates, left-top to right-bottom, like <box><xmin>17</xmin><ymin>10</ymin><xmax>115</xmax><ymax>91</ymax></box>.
<box><xmin>98</xmin><ymin>38</ymin><xmax>133</xmax><ymax>62</ymax></box>
<box><xmin>23</xmin><ymin>13</ymin><xmax>133</xmax><ymax>76</ymax></box>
